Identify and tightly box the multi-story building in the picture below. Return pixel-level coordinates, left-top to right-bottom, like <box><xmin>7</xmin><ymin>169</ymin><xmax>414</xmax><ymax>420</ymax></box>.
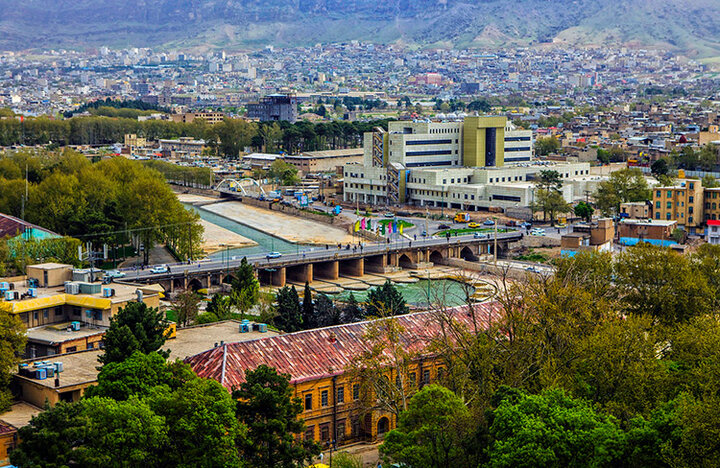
<box><xmin>159</xmin><ymin>137</ymin><xmax>206</xmax><ymax>159</ymax></box>
<box><xmin>170</xmin><ymin>111</ymin><xmax>225</xmax><ymax>125</ymax></box>
<box><xmin>284</xmin><ymin>148</ymin><xmax>363</xmax><ymax>175</ymax></box>
<box><xmin>706</xmin><ymin>220</ymin><xmax>720</xmax><ymax>245</ymax></box>
<box><xmin>620</xmin><ymin>201</ymin><xmax>651</xmax><ymax>219</ymax></box>
<box><xmin>652</xmin><ymin>180</ymin><xmax>703</xmax><ymax>233</ymax></box>
<box><xmin>186</xmin><ymin>302</ymin><xmax>500</xmax><ymax>446</ymax></box>
<box><xmin>343</xmin><ymin>116</ymin><xmax>591</xmax><ymax>210</ymax></box>
<box><xmin>703</xmin><ymin>187</ymin><xmax>720</xmax><ymax>222</ymax></box>
<box><xmin>247</xmin><ymin>93</ymin><xmax>299</xmax><ymax>123</ymax></box>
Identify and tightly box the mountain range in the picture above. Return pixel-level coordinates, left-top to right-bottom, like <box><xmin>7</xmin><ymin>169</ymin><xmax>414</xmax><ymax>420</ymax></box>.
<box><xmin>1</xmin><ymin>0</ymin><xmax>719</xmax><ymax>57</ymax></box>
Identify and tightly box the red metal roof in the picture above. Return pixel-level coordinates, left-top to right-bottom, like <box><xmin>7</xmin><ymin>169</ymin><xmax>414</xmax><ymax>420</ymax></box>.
<box><xmin>185</xmin><ymin>302</ymin><xmax>502</xmax><ymax>389</ymax></box>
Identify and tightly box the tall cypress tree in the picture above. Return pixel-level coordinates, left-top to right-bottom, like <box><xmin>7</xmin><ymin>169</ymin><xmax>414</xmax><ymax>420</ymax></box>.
<box><xmin>365</xmin><ymin>280</ymin><xmax>409</xmax><ymax>317</ymax></box>
<box><xmin>275</xmin><ymin>286</ymin><xmax>302</xmax><ymax>333</ymax></box>
<box><xmin>302</xmin><ymin>282</ymin><xmax>315</xmax><ymax>329</ymax></box>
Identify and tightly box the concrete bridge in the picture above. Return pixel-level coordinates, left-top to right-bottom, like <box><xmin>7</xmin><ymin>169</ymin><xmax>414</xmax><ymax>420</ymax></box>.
<box><xmin>122</xmin><ymin>232</ymin><xmax>522</xmax><ymax>292</ymax></box>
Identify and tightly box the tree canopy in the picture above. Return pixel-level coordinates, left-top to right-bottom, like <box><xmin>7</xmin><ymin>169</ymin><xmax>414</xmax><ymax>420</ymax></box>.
<box><xmin>98</xmin><ymin>301</ymin><xmax>170</xmax><ymax>365</ymax></box>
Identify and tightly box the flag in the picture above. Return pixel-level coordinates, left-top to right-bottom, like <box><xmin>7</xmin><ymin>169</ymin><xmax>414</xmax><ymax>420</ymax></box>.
<box><xmin>354</xmin><ymin>221</ymin><xmax>360</xmax><ymax>232</ymax></box>
<box><xmin>380</xmin><ymin>224</ymin><xmax>386</xmax><ymax>235</ymax></box>
<box><xmin>367</xmin><ymin>219</ymin><xmax>372</xmax><ymax>230</ymax></box>
<box><xmin>387</xmin><ymin>222</ymin><xmax>393</xmax><ymax>234</ymax></box>
<box><xmin>399</xmin><ymin>223</ymin><xmax>404</xmax><ymax>235</ymax></box>
<box><xmin>393</xmin><ymin>219</ymin><xmax>398</xmax><ymax>233</ymax></box>
<box><xmin>361</xmin><ymin>218</ymin><xmax>366</xmax><ymax>230</ymax></box>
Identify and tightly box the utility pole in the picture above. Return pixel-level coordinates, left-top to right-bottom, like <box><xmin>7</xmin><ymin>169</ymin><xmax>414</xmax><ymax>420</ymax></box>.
<box><xmin>493</xmin><ymin>216</ymin><xmax>498</xmax><ymax>265</ymax></box>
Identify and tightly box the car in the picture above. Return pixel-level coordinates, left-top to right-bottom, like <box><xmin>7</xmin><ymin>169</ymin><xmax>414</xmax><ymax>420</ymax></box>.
<box><xmin>468</xmin><ymin>222</ymin><xmax>480</xmax><ymax>228</ymax></box>
<box><xmin>556</xmin><ymin>223</ymin><xmax>568</xmax><ymax>228</ymax></box>
<box><xmin>530</xmin><ymin>228</ymin><xmax>546</xmax><ymax>236</ymax></box>
<box><xmin>520</xmin><ymin>222</ymin><xmax>533</xmax><ymax>229</ymax></box>
<box><xmin>526</xmin><ymin>266</ymin><xmax>542</xmax><ymax>273</ymax></box>
<box><xmin>473</xmin><ymin>232</ymin><xmax>488</xmax><ymax>239</ymax></box>
<box><xmin>384</xmin><ymin>212</ymin><xmax>395</xmax><ymax>218</ymax></box>
<box><xmin>266</xmin><ymin>251</ymin><xmax>283</xmax><ymax>259</ymax></box>
<box><xmin>421</xmin><ymin>230</ymin><xmax>428</xmax><ymax>237</ymax></box>
<box><xmin>438</xmin><ymin>224</ymin><xmax>451</xmax><ymax>229</ymax></box>
<box><xmin>150</xmin><ymin>264</ymin><xmax>168</xmax><ymax>274</ymax></box>
<box><xmin>483</xmin><ymin>219</ymin><xmax>496</xmax><ymax>226</ymax></box>
<box><xmin>104</xmin><ymin>269</ymin><xmax>126</xmax><ymax>279</ymax></box>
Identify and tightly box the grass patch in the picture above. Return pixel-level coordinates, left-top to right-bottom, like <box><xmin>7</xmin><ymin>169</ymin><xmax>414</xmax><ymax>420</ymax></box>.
<box><xmin>378</xmin><ymin>219</ymin><xmax>414</xmax><ymax>228</ymax></box>
<box><xmin>165</xmin><ymin>309</ymin><xmax>178</xmax><ymax>323</ymax></box>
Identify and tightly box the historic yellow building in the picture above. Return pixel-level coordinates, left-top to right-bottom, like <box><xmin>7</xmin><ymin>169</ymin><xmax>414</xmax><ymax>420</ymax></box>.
<box><xmin>187</xmin><ymin>303</ymin><xmax>499</xmax><ymax>444</ymax></box>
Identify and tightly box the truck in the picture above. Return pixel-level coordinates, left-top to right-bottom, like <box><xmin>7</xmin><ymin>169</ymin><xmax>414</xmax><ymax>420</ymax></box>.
<box><xmin>454</xmin><ymin>212</ymin><xmax>470</xmax><ymax>223</ymax></box>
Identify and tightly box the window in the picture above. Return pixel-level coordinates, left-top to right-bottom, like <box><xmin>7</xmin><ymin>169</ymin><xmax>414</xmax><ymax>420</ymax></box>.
<box><xmin>656</xmin><ymin>212</ymin><xmax>661</xmax><ymax>220</ymax></box>
<box><xmin>422</xmin><ymin>369</ymin><xmax>431</xmax><ymax>386</ymax></box>
<box><xmin>336</xmin><ymin>420</ymin><xmax>346</xmax><ymax>442</ymax></box>
<box><xmin>437</xmin><ymin>367</ymin><xmax>445</xmax><ymax>380</ymax></box>
<box><xmin>55</xmin><ymin>307</ymin><xmax>63</xmax><ymax>316</ymax></box>
<box><xmin>689</xmin><ymin>196</ymin><xmax>694</xmax><ymax>203</ymax></box>
<box><xmin>667</xmin><ymin>202</ymin><xmax>672</xmax><ymax>209</ymax></box>
<box><xmin>321</xmin><ymin>390</ymin><xmax>328</xmax><ymax>407</ymax></box>
<box><xmin>33</xmin><ymin>311</ymin><xmax>38</xmax><ymax>321</ymax></box>
<box><xmin>320</xmin><ymin>424</ymin><xmax>330</xmax><ymax>442</ymax></box>
<box><xmin>656</xmin><ymin>201</ymin><xmax>661</xmax><ymax>209</ymax></box>
<box><xmin>656</xmin><ymin>190</ymin><xmax>661</xmax><ymax>197</ymax></box>
<box><xmin>409</xmin><ymin>372</ymin><xmax>416</xmax><ymax>388</ymax></box>
<box><xmin>87</xmin><ymin>343</ymin><xmax>94</xmax><ymax>349</ymax></box>
<box><xmin>668</xmin><ymin>191</ymin><xmax>673</xmax><ymax>198</ymax></box>
<box><xmin>690</xmin><ymin>183</ymin><xmax>695</xmax><ymax>190</ymax></box>
<box><xmin>337</xmin><ymin>387</ymin><xmax>344</xmax><ymax>404</ymax></box>
<box><xmin>66</xmin><ymin>346</ymin><xmax>77</xmax><ymax>353</ymax></box>
<box><xmin>353</xmin><ymin>384</ymin><xmax>360</xmax><ymax>401</ymax></box>
<box><xmin>304</xmin><ymin>394</ymin><xmax>313</xmax><ymax>411</ymax></box>
<box><xmin>43</xmin><ymin>310</ymin><xmax>49</xmax><ymax>319</ymax></box>
<box><xmin>305</xmin><ymin>426</ymin><xmax>315</xmax><ymax>441</ymax></box>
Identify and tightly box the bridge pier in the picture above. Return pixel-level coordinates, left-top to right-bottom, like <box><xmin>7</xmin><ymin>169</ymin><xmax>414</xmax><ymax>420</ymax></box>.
<box><xmin>271</xmin><ymin>267</ymin><xmax>286</xmax><ymax>287</ymax></box>
<box><xmin>365</xmin><ymin>254</ymin><xmax>389</xmax><ymax>273</ymax></box>
<box><xmin>287</xmin><ymin>264</ymin><xmax>313</xmax><ymax>284</ymax></box>
<box><xmin>314</xmin><ymin>261</ymin><xmax>339</xmax><ymax>280</ymax></box>
<box><xmin>339</xmin><ymin>258</ymin><xmax>364</xmax><ymax>277</ymax></box>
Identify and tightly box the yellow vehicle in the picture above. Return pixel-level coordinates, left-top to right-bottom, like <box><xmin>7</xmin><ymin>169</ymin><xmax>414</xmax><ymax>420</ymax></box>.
<box><xmin>468</xmin><ymin>222</ymin><xmax>480</xmax><ymax>228</ymax></box>
<box><xmin>454</xmin><ymin>212</ymin><xmax>470</xmax><ymax>223</ymax></box>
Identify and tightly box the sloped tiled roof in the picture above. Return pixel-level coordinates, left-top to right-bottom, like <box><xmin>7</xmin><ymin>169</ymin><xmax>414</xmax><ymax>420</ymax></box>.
<box><xmin>185</xmin><ymin>302</ymin><xmax>502</xmax><ymax>390</ymax></box>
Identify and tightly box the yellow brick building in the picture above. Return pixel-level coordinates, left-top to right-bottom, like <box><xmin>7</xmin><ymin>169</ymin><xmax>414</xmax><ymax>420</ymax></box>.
<box><xmin>652</xmin><ymin>180</ymin><xmax>704</xmax><ymax>232</ymax></box>
<box><xmin>186</xmin><ymin>303</ymin><xmax>500</xmax><ymax>445</ymax></box>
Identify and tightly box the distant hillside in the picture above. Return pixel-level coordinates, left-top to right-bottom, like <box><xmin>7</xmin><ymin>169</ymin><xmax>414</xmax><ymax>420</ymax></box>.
<box><xmin>1</xmin><ymin>0</ymin><xmax>719</xmax><ymax>57</ymax></box>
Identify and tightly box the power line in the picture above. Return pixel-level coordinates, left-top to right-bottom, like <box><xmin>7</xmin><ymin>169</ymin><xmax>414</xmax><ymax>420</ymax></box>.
<box><xmin>71</xmin><ymin>221</ymin><xmax>198</xmax><ymax>239</ymax></box>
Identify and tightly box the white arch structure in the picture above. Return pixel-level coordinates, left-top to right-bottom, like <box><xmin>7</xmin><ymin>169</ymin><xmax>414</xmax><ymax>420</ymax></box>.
<box><xmin>216</xmin><ymin>178</ymin><xmax>266</xmax><ymax>197</ymax></box>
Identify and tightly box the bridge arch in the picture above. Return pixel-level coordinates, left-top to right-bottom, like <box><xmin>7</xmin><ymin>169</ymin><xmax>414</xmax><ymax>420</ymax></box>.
<box><xmin>215</xmin><ymin>178</ymin><xmax>266</xmax><ymax>196</ymax></box>
<box><xmin>429</xmin><ymin>250</ymin><xmax>444</xmax><ymax>265</ymax></box>
<box><xmin>398</xmin><ymin>254</ymin><xmax>413</xmax><ymax>269</ymax></box>
<box><xmin>460</xmin><ymin>246</ymin><xmax>477</xmax><ymax>262</ymax></box>
<box><xmin>187</xmin><ymin>278</ymin><xmax>204</xmax><ymax>291</ymax></box>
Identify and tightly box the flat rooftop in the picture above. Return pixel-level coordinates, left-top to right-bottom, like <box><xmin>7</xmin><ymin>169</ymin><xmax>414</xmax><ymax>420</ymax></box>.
<box><xmin>26</xmin><ymin>322</ymin><xmax>107</xmax><ymax>345</ymax></box>
<box><xmin>0</xmin><ymin>402</ymin><xmax>42</xmax><ymax>428</ymax></box>
<box><xmin>15</xmin><ymin>320</ymin><xmax>279</xmax><ymax>390</ymax></box>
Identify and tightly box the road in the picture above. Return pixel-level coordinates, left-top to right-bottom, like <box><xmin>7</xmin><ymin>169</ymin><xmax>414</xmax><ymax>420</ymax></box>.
<box><xmin>119</xmin><ymin>231</ymin><xmax>523</xmax><ymax>282</ymax></box>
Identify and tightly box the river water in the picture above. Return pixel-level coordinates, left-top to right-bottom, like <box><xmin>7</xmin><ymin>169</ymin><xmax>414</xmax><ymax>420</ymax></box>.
<box><xmin>333</xmin><ymin>279</ymin><xmax>473</xmax><ymax>307</ymax></box>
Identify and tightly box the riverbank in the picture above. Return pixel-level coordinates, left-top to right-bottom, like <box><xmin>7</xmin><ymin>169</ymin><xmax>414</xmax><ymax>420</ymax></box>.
<box><xmin>202</xmin><ymin>201</ymin><xmax>355</xmax><ymax>245</ymax></box>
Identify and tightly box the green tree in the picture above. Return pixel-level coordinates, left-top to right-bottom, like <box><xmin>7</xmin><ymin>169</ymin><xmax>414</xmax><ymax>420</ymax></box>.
<box><xmin>172</xmin><ymin>289</ymin><xmax>200</xmax><ymax>327</ymax></box>
<box><xmin>207</xmin><ymin>293</ymin><xmax>233</xmax><ymax>320</ymax></box>
<box><xmin>233</xmin><ymin>365</ymin><xmax>320</xmax><ymax>467</ymax></box>
<box><xmin>534</xmin><ymin>136</ymin><xmax>561</xmax><ymax>156</ymax></box>
<box><xmin>86</xmin><ymin>351</ymin><xmax>193</xmax><ymax>401</ymax></box>
<box><xmin>381</xmin><ymin>385</ymin><xmax>477</xmax><ymax>468</ymax></box>
<box><xmin>0</xmin><ymin>303</ymin><xmax>26</xmax><ymax>412</ymax></box>
<box><xmin>366</xmin><ymin>280</ymin><xmax>409</xmax><ymax>317</ymax></box>
<box><xmin>487</xmin><ymin>387</ymin><xmax>626</xmax><ymax>468</ymax></box>
<box><xmin>11</xmin><ymin>397</ymin><xmax>169</xmax><ymax>468</ymax></box>
<box><xmin>316</xmin><ymin>293</ymin><xmax>341</xmax><ymax>327</ymax></box>
<box><xmin>268</xmin><ymin>159</ymin><xmax>299</xmax><ymax>186</ymax></box>
<box><xmin>342</xmin><ymin>293</ymin><xmax>364</xmax><ymax>323</ymax></box>
<box><xmin>275</xmin><ymin>286</ymin><xmax>303</xmax><ymax>332</ymax></box>
<box><xmin>615</xmin><ymin>244</ymin><xmax>711</xmax><ymax>324</ymax></box>
<box><xmin>594</xmin><ymin>168</ymin><xmax>651</xmax><ymax>215</ymax></box>
<box><xmin>535</xmin><ymin>170</ymin><xmax>563</xmax><ymax>192</ymax></box>
<box><xmin>535</xmin><ymin>189</ymin><xmax>571</xmax><ymax>224</ymax></box>
<box><xmin>651</xmin><ymin>158</ymin><xmax>670</xmax><ymax>177</ymax></box>
<box><xmin>573</xmin><ymin>201</ymin><xmax>594</xmax><ymax>222</ymax></box>
<box><xmin>98</xmin><ymin>301</ymin><xmax>170</xmax><ymax>365</ymax></box>
<box><xmin>231</xmin><ymin>257</ymin><xmax>259</xmax><ymax>313</ymax></box>
<box><xmin>301</xmin><ymin>282</ymin><xmax>315</xmax><ymax>329</ymax></box>
<box><xmin>701</xmin><ymin>174</ymin><xmax>719</xmax><ymax>188</ymax></box>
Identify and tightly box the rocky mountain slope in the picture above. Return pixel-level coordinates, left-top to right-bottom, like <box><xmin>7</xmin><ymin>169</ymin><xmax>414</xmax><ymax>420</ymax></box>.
<box><xmin>0</xmin><ymin>0</ymin><xmax>718</xmax><ymax>56</ymax></box>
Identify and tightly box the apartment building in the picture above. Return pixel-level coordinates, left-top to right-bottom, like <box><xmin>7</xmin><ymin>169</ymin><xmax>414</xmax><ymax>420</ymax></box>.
<box><xmin>652</xmin><ymin>180</ymin><xmax>703</xmax><ymax>233</ymax></box>
<box><xmin>247</xmin><ymin>93</ymin><xmax>299</xmax><ymax>123</ymax></box>
<box><xmin>159</xmin><ymin>137</ymin><xmax>206</xmax><ymax>158</ymax></box>
<box><xmin>170</xmin><ymin>111</ymin><xmax>225</xmax><ymax>125</ymax></box>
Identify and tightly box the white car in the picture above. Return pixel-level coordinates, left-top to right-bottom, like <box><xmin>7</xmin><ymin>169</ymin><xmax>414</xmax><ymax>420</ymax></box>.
<box><xmin>104</xmin><ymin>269</ymin><xmax>126</xmax><ymax>279</ymax></box>
<box><xmin>150</xmin><ymin>264</ymin><xmax>169</xmax><ymax>274</ymax></box>
<box><xmin>530</xmin><ymin>228</ymin><xmax>546</xmax><ymax>236</ymax></box>
<box><xmin>266</xmin><ymin>252</ymin><xmax>283</xmax><ymax>259</ymax></box>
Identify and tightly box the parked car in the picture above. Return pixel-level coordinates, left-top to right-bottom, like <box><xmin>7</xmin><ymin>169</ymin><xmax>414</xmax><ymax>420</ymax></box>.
<box><xmin>438</xmin><ymin>224</ymin><xmax>451</xmax><ymax>229</ymax></box>
<box><xmin>150</xmin><ymin>264</ymin><xmax>168</xmax><ymax>274</ymax></box>
<box><xmin>104</xmin><ymin>269</ymin><xmax>126</xmax><ymax>279</ymax></box>
<box><xmin>483</xmin><ymin>219</ymin><xmax>495</xmax><ymax>226</ymax></box>
<box><xmin>468</xmin><ymin>222</ymin><xmax>480</xmax><ymax>228</ymax></box>
<box><xmin>266</xmin><ymin>251</ymin><xmax>283</xmax><ymax>259</ymax></box>
<box><xmin>384</xmin><ymin>212</ymin><xmax>395</xmax><ymax>218</ymax></box>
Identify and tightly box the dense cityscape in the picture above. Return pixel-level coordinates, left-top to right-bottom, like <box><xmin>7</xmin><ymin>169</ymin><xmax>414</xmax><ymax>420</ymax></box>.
<box><xmin>1</xmin><ymin>3</ymin><xmax>720</xmax><ymax>468</ymax></box>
